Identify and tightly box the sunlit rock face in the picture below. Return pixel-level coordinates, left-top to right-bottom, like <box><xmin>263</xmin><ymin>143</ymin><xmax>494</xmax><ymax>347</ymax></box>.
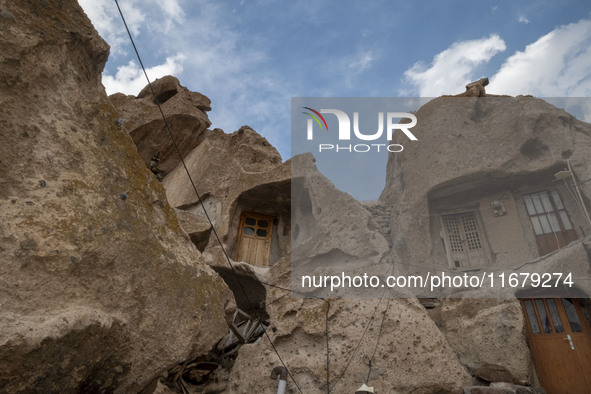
<box><xmin>0</xmin><ymin>1</ymin><xmax>232</xmax><ymax>392</ymax></box>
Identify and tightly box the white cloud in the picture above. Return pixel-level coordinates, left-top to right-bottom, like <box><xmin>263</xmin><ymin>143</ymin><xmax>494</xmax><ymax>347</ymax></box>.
<box><xmin>78</xmin><ymin>0</ymin><xmax>145</xmax><ymax>55</ymax></box>
<box><xmin>155</xmin><ymin>0</ymin><xmax>184</xmax><ymax>32</ymax></box>
<box><xmin>159</xmin><ymin>0</ymin><xmax>184</xmax><ymax>21</ymax></box>
<box><xmin>349</xmin><ymin>51</ymin><xmax>374</xmax><ymax>72</ymax></box>
<box><xmin>402</xmin><ymin>34</ymin><xmax>506</xmax><ymax>96</ymax></box>
<box><xmin>518</xmin><ymin>15</ymin><xmax>530</xmax><ymax>24</ymax></box>
<box><xmin>488</xmin><ymin>19</ymin><xmax>591</xmax><ymax>96</ymax></box>
<box><xmin>93</xmin><ymin>0</ymin><xmax>292</xmax><ymax>156</ymax></box>
<box><xmin>102</xmin><ymin>54</ymin><xmax>186</xmax><ymax>95</ymax></box>
<box><xmin>78</xmin><ymin>0</ymin><xmax>188</xmax><ymax>54</ymax></box>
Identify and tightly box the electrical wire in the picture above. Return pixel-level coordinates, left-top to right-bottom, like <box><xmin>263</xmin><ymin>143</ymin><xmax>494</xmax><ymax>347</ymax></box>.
<box><xmin>328</xmin><ymin>268</ymin><xmax>393</xmax><ymax>393</ymax></box>
<box><xmin>328</xmin><ymin>295</ymin><xmax>382</xmax><ymax>392</ymax></box>
<box><xmin>365</xmin><ymin>291</ymin><xmax>392</xmax><ymax>384</ymax></box>
<box><xmin>112</xmin><ymin>1</ymin><xmax>328</xmax><ymax>392</ymax></box>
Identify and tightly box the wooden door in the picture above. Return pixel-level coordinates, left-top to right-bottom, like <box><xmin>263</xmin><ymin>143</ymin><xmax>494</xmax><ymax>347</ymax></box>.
<box><xmin>523</xmin><ymin>190</ymin><xmax>578</xmax><ymax>256</ymax></box>
<box><xmin>520</xmin><ymin>298</ymin><xmax>591</xmax><ymax>393</ymax></box>
<box><xmin>441</xmin><ymin>212</ymin><xmax>489</xmax><ymax>268</ymax></box>
<box><xmin>236</xmin><ymin>212</ymin><xmax>274</xmax><ymax>267</ymax></box>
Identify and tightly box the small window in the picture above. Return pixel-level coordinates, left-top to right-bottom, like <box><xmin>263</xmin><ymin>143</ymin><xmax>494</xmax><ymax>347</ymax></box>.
<box><xmin>256</xmin><ymin>229</ymin><xmax>268</xmax><ymax>237</ymax></box>
<box><xmin>258</xmin><ymin>220</ymin><xmax>269</xmax><ymax>228</ymax></box>
<box><xmin>245</xmin><ymin>217</ymin><xmax>256</xmax><ymax>226</ymax></box>
<box><xmin>551</xmin><ymin>190</ymin><xmax>564</xmax><ymax>209</ymax></box>
<box><xmin>546</xmin><ymin>299</ymin><xmax>564</xmax><ymax>333</ymax></box>
<box><xmin>523</xmin><ymin>190</ymin><xmax>578</xmax><ymax>256</ymax></box>
<box><xmin>559</xmin><ymin>211</ymin><xmax>573</xmax><ymax>230</ymax></box>
<box><xmin>524</xmin><ymin>300</ymin><xmax>541</xmax><ymax>334</ymax></box>
<box><xmin>535</xmin><ymin>299</ymin><xmax>552</xmax><ymax>333</ymax></box>
<box><xmin>530</xmin><ymin>216</ymin><xmax>543</xmax><ymax>235</ymax></box>
<box><xmin>562</xmin><ymin>298</ymin><xmax>583</xmax><ymax>332</ymax></box>
<box><xmin>243</xmin><ymin>227</ymin><xmax>255</xmax><ymax>235</ymax></box>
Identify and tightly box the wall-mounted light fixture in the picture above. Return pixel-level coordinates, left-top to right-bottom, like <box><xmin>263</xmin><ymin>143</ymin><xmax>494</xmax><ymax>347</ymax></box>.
<box><xmin>491</xmin><ymin>200</ymin><xmax>506</xmax><ymax>217</ymax></box>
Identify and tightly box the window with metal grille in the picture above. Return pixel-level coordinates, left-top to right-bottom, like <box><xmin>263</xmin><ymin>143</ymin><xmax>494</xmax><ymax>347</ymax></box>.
<box><xmin>462</xmin><ymin>214</ymin><xmax>483</xmax><ymax>250</ymax></box>
<box><xmin>443</xmin><ymin>216</ymin><xmax>463</xmax><ymax>252</ymax></box>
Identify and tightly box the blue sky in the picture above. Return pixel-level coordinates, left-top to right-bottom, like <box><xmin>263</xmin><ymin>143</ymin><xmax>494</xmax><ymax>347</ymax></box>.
<box><xmin>79</xmin><ymin>1</ymin><xmax>591</xmax><ymax>198</ymax></box>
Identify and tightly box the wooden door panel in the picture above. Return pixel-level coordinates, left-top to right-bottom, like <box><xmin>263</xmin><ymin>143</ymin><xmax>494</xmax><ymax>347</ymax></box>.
<box><xmin>528</xmin><ymin>337</ymin><xmax>586</xmax><ymax>393</ymax></box>
<box><xmin>535</xmin><ymin>230</ymin><xmax>579</xmax><ymax>256</ymax></box>
<box><xmin>535</xmin><ymin>234</ymin><xmax>561</xmax><ymax>256</ymax></box>
<box><xmin>236</xmin><ymin>212</ymin><xmax>273</xmax><ymax>267</ymax></box>
<box><xmin>441</xmin><ymin>212</ymin><xmax>489</xmax><ymax>268</ymax></box>
<box><xmin>521</xmin><ymin>298</ymin><xmax>591</xmax><ymax>393</ymax></box>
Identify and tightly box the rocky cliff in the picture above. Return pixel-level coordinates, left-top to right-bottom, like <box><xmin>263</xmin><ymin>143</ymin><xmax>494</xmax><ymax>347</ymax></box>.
<box><xmin>3</xmin><ymin>2</ymin><xmax>590</xmax><ymax>394</ymax></box>
<box><xmin>380</xmin><ymin>95</ymin><xmax>591</xmax><ymax>271</ymax></box>
<box><xmin>378</xmin><ymin>89</ymin><xmax>591</xmax><ymax>393</ymax></box>
<box><xmin>0</xmin><ymin>1</ymin><xmax>232</xmax><ymax>392</ymax></box>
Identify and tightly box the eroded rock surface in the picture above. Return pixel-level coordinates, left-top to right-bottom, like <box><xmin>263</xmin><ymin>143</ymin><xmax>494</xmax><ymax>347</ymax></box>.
<box><xmin>380</xmin><ymin>95</ymin><xmax>591</xmax><ymax>274</ymax></box>
<box><xmin>163</xmin><ymin>126</ymin><xmax>286</xmax><ymax>263</ymax></box>
<box><xmin>228</xmin><ymin>255</ymin><xmax>472</xmax><ymax>393</ymax></box>
<box><xmin>379</xmin><ymin>93</ymin><xmax>591</xmax><ymax>392</ymax></box>
<box><xmin>0</xmin><ymin>1</ymin><xmax>231</xmax><ymax>392</ymax></box>
<box><xmin>290</xmin><ymin>153</ymin><xmax>390</xmax><ymax>297</ymax></box>
<box><xmin>428</xmin><ymin>299</ymin><xmax>531</xmax><ymax>383</ymax></box>
<box><xmin>109</xmin><ymin>75</ymin><xmax>212</xmax><ymax>173</ymax></box>
<box><xmin>457</xmin><ymin>77</ymin><xmax>489</xmax><ymax>97</ymax></box>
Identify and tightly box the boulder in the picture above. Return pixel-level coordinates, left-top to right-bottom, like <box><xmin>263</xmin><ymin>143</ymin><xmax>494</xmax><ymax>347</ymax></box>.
<box><xmin>109</xmin><ymin>75</ymin><xmax>212</xmax><ymax>173</ymax></box>
<box><xmin>222</xmin><ymin>156</ymin><xmax>469</xmax><ymax>392</ymax></box>
<box><xmin>0</xmin><ymin>1</ymin><xmax>232</xmax><ymax>392</ymax></box>
<box><xmin>227</xmin><ymin>254</ymin><xmax>472</xmax><ymax>393</ymax></box>
<box><xmin>378</xmin><ymin>94</ymin><xmax>591</xmax><ymax>391</ymax></box>
<box><xmin>456</xmin><ymin>77</ymin><xmax>489</xmax><ymax>97</ymax></box>
<box><xmin>428</xmin><ymin>299</ymin><xmax>531</xmax><ymax>383</ymax></box>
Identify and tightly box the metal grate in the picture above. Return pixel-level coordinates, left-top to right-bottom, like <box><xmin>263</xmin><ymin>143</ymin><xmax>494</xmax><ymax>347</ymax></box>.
<box><xmin>444</xmin><ymin>216</ymin><xmax>464</xmax><ymax>252</ymax></box>
<box><xmin>462</xmin><ymin>214</ymin><xmax>483</xmax><ymax>250</ymax></box>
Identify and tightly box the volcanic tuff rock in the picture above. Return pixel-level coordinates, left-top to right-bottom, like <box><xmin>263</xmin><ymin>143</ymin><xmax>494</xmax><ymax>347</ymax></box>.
<box><xmin>428</xmin><ymin>299</ymin><xmax>531</xmax><ymax>383</ymax></box>
<box><xmin>163</xmin><ymin>126</ymin><xmax>285</xmax><ymax>257</ymax></box>
<box><xmin>5</xmin><ymin>1</ymin><xmax>589</xmax><ymax>392</ymax></box>
<box><xmin>379</xmin><ymin>94</ymin><xmax>591</xmax><ymax>391</ymax></box>
<box><xmin>0</xmin><ymin>1</ymin><xmax>231</xmax><ymax>392</ymax></box>
<box><xmin>457</xmin><ymin>77</ymin><xmax>489</xmax><ymax>97</ymax></box>
<box><xmin>109</xmin><ymin>75</ymin><xmax>212</xmax><ymax>173</ymax></box>
<box><xmin>380</xmin><ymin>96</ymin><xmax>591</xmax><ymax>272</ymax></box>
<box><xmin>290</xmin><ymin>153</ymin><xmax>390</xmax><ymax>298</ymax></box>
<box><xmin>218</xmin><ymin>154</ymin><xmax>470</xmax><ymax>392</ymax></box>
<box><xmin>228</xmin><ymin>253</ymin><xmax>472</xmax><ymax>393</ymax></box>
